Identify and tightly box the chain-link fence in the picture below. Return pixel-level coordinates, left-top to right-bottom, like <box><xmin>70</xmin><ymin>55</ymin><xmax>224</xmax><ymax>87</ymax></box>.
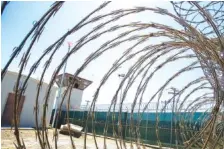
<box><xmin>50</xmin><ymin>102</ymin><xmax>210</xmax><ymax>148</ymax></box>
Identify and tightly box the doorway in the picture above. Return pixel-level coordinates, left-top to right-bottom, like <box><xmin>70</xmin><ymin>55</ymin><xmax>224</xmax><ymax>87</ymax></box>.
<box><xmin>1</xmin><ymin>93</ymin><xmax>25</xmax><ymax>126</ymax></box>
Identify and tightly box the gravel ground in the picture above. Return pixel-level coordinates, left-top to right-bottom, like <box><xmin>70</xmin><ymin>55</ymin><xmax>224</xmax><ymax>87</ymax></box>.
<box><xmin>1</xmin><ymin>128</ymin><xmax>155</xmax><ymax>149</ymax></box>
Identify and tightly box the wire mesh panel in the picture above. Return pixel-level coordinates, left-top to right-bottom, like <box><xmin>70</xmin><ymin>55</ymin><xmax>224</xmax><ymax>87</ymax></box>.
<box><xmin>58</xmin><ymin>103</ymin><xmax>211</xmax><ymax>148</ymax></box>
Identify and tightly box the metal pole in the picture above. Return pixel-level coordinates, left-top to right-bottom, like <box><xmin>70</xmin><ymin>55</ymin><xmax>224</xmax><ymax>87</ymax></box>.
<box><xmin>145</xmin><ymin>105</ymin><xmax>149</xmax><ymax>142</ymax></box>
<box><xmin>83</xmin><ymin>100</ymin><xmax>90</xmax><ymax>129</ymax></box>
<box><xmin>72</xmin><ymin>109</ymin><xmax>75</xmax><ymax>124</ymax></box>
<box><xmin>171</xmin><ymin>91</ymin><xmax>175</xmax><ymax>145</ymax></box>
<box><xmin>125</xmin><ymin>106</ymin><xmax>128</xmax><ymax>140</ymax></box>
<box><xmin>52</xmin><ymin>43</ymin><xmax>71</xmax><ymax>127</ymax></box>
<box><xmin>85</xmin><ymin>100</ymin><xmax>90</xmax><ymax>111</ymax></box>
<box><xmin>168</xmin><ymin>87</ymin><xmax>179</xmax><ymax>146</ymax></box>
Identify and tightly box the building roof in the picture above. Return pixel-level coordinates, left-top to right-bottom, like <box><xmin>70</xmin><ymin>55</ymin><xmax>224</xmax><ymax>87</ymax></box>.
<box><xmin>3</xmin><ymin>70</ymin><xmax>58</xmax><ymax>88</ymax></box>
<box><xmin>55</xmin><ymin>73</ymin><xmax>92</xmax><ymax>90</ymax></box>
<box><xmin>2</xmin><ymin>70</ymin><xmax>92</xmax><ymax>90</ymax></box>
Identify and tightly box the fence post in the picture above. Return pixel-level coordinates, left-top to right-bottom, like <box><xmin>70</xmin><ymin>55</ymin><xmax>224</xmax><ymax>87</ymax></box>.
<box><xmin>72</xmin><ymin>109</ymin><xmax>75</xmax><ymax>124</ymax></box>
<box><xmin>95</xmin><ymin>107</ymin><xmax>98</xmax><ymax>135</ymax></box>
<box><xmin>82</xmin><ymin>109</ymin><xmax>85</xmax><ymax>127</ymax></box>
<box><xmin>145</xmin><ymin>106</ymin><xmax>149</xmax><ymax>143</ymax></box>
<box><xmin>123</xmin><ymin>108</ymin><xmax>128</xmax><ymax>140</ymax></box>
<box><xmin>125</xmin><ymin>107</ymin><xmax>128</xmax><ymax>140</ymax></box>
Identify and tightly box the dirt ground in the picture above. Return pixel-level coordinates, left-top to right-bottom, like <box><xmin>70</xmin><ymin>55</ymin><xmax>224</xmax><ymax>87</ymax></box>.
<box><xmin>1</xmin><ymin>128</ymin><xmax>157</xmax><ymax>149</ymax></box>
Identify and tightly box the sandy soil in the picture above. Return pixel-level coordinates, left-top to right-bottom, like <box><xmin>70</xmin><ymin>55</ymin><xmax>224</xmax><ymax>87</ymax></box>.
<box><xmin>1</xmin><ymin>128</ymin><xmax>155</xmax><ymax>149</ymax></box>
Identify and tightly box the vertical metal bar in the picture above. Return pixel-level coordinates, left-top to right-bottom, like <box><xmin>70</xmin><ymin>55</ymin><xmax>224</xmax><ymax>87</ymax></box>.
<box><xmin>95</xmin><ymin>107</ymin><xmax>98</xmax><ymax>134</ymax></box>
<box><xmin>80</xmin><ymin>109</ymin><xmax>82</xmax><ymax>125</ymax></box>
<box><xmin>120</xmin><ymin>85</ymin><xmax>123</xmax><ymax>141</ymax></box>
<box><xmin>85</xmin><ymin>100</ymin><xmax>90</xmax><ymax>110</ymax></box>
<box><xmin>170</xmin><ymin>90</ymin><xmax>176</xmax><ymax>144</ymax></box>
<box><xmin>174</xmin><ymin>96</ymin><xmax>178</xmax><ymax>148</ymax></box>
<box><xmin>84</xmin><ymin>100</ymin><xmax>90</xmax><ymax>131</ymax></box>
<box><xmin>72</xmin><ymin>109</ymin><xmax>75</xmax><ymax>124</ymax></box>
<box><xmin>125</xmin><ymin>107</ymin><xmax>128</xmax><ymax>140</ymax></box>
<box><xmin>52</xmin><ymin>43</ymin><xmax>70</xmax><ymax>127</ymax></box>
<box><xmin>170</xmin><ymin>92</ymin><xmax>174</xmax><ymax>145</ymax></box>
<box><xmin>169</xmin><ymin>88</ymin><xmax>178</xmax><ymax>146</ymax></box>
<box><xmin>82</xmin><ymin>107</ymin><xmax>85</xmax><ymax>126</ymax></box>
<box><xmin>146</xmin><ymin>106</ymin><xmax>150</xmax><ymax>143</ymax></box>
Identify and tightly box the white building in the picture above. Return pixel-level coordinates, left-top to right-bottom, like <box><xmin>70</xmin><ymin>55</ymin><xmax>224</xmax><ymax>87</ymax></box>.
<box><xmin>1</xmin><ymin>71</ymin><xmax>92</xmax><ymax>128</ymax></box>
<box><xmin>1</xmin><ymin>70</ymin><xmax>57</xmax><ymax>127</ymax></box>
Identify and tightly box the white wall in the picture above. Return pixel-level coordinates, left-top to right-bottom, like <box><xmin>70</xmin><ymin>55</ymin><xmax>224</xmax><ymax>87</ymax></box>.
<box><xmin>54</xmin><ymin>87</ymin><xmax>83</xmax><ymax>111</ymax></box>
<box><xmin>1</xmin><ymin>71</ymin><xmax>57</xmax><ymax>127</ymax></box>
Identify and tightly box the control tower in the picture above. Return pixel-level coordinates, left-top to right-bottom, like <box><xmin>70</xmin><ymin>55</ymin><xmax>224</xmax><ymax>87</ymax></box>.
<box><xmin>53</xmin><ymin>73</ymin><xmax>92</xmax><ymax>110</ymax></box>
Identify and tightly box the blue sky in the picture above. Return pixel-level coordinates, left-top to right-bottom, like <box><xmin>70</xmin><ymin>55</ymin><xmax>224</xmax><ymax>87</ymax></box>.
<box><xmin>1</xmin><ymin>1</ymin><xmax>208</xmax><ymax>108</ymax></box>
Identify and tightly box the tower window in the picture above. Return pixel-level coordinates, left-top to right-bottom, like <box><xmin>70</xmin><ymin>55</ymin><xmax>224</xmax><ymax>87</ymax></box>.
<box><xmin>69</xmin><ymin>77</ymin><xmax>73</xmax><ymax>83</ymax></box>
<box><xmin>74</xmin><ymin>83</ymin><xmax>79</xmax><ymax>88</ymax></box>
